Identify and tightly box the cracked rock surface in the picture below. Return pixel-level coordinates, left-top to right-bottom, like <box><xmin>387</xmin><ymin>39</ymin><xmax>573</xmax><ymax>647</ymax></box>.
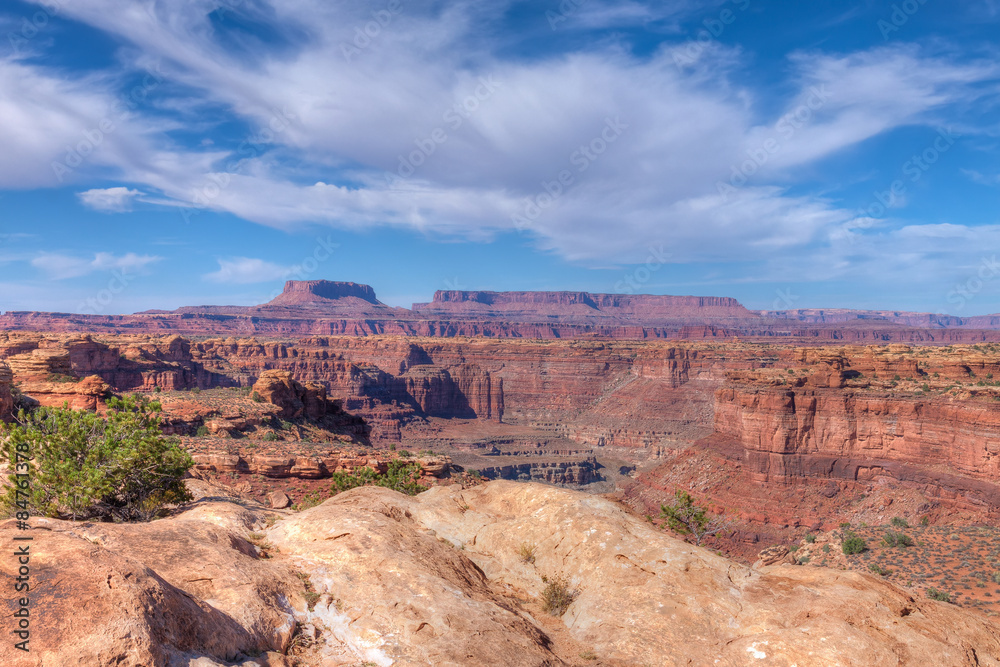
<box><xmin>4</xmin><ymin>481</ymin><xmax>1000</xmax><ymax>666</ymax></box>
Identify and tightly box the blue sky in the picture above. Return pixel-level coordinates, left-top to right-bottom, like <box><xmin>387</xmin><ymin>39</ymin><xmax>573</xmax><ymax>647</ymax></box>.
<box><xmin>1</xmin><ymin>0</ymin><xmax>999</xmax><ymax>316</ymax></box>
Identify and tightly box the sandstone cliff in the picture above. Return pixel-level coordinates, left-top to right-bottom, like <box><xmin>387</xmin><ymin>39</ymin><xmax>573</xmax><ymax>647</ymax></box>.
<box><xmin>713</xmin><ymin>345</ymin><xmax>1000</xmax><ymax>513</ymax></box>
<box><xmin>4</xmin><ymin>481</ymin><xmax>999</xmax><ymax>666</ymax></box>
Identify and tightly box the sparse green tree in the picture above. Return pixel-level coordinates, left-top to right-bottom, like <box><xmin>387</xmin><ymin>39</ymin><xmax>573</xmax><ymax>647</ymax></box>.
<box><xmin>1</xmin><ymin>394</ymin><xmax>193</xmax><ymax>522</ymax></box>
<box><xmin>659</xmin><ymin>490</ymin><xmax>729</xmax><ymax>546</ymax></box>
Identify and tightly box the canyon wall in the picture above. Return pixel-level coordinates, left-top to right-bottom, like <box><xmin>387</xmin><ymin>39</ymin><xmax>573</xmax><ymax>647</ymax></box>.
<box><xmin>714</xmin><ymin>345</ymin><xmax>1000</xmax><ymax>511</ymax></box>
<box><xmin>0</xmin><ymin>332</ymin><xmax>737</xmax><ymax>449</ymax></box>
<box><xmin>9</xmin><ymin>328</ymin><xmax>1000</xmax><ymax>518</ymax></box>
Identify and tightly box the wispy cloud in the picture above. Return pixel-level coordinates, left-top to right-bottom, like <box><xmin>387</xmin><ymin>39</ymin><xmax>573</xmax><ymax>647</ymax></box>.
<box><xmin>203</xmin><ymin>257</ymin><xmax>298</xmax><ymax>284</ymax></box>
<box><xmin>7</xmin><ymin>0</ymin><xmax>1000</xmax><ymax>279</ymax></box>
<box><xmin>963</xmin><ymin>169</ymin><xmax>1000</xmax><ymax>186</ymax></box>
<box><xmin>31</xmin><ymin>252</ymin><xmax>162</xmax><ymax>280</ymax></box>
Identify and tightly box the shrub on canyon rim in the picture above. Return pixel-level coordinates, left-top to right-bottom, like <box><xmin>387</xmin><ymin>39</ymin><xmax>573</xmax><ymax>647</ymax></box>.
<box><xmin>540</xmin><ymin>575</ymin><xmax>576</xmax><ymax>616</ymax></box>
<box><xmin>329</xmin><ymin>459</ymin><xmax>427</xmax><ymax>496</ymax></box>
<box><xmin>1</xmin><ymin>394</ymin><xmax>192</xmax><ymax>522</ymax></box>
<box><xmin>841</xmin><ymin>532</ymin><xmax>868</xmax><ymax>555</ymax></box>
<box><xmin>659</xmin><ymin>489</ymin><xmax>729</xmax><ymax>546</ymax></box>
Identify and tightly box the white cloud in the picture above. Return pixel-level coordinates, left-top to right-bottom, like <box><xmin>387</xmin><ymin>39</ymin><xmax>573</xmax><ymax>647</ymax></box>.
<box><xmin>203</xmin><ymin>257</ymin><xmax>298</xmax><ymax>284</ymax></box>
<box><xmin>31</xmin><ymin>252</ymin><xmax>161</xmax><ymax>280</ymax></box>
<box><xmin>77</xmin><ymin>187</ymin><xmax>144</xmax><ymax>212</ymax></box>
<box><xmin>963</xmin><ymin>169</ymin><xmax>1000</xmax><ymax>186</ymax></box>
<box><xmin>10</xmin><ymin>0</ymin><xmax>1000</xmax><ymax>272</ymax></box>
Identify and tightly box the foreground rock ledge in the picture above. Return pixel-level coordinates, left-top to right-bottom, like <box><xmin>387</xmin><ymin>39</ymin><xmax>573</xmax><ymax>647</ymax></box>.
<box><xmin>1</xmin><ymin>482</ymin><xmax>998</xmax><ymax>666</ymax></box>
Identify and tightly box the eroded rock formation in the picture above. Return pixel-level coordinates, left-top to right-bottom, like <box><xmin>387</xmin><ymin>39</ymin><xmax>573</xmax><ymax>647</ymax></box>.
<box><xmin>4</xmin><ymin>481</ymin><xmax>998</xmax><ymax>666</ymax></box>
<box><xmin>713</xmin><ymin>345</ymin><xmax>1000</xmax><ymax>514</ymax></box>
<box><xmin>252</xmin><ymin>369</ymin><xmax>331</xmax><ymax>420</ymax></box>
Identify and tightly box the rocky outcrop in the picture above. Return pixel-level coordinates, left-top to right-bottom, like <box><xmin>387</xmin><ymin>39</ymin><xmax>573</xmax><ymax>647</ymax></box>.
<box><xmin>713</xmin><ymin>346</ymin><xmax>1000</xmax><ymax>512</ymax></box>
<box><xmin>476</xmin><ymin>458</ymin><xmax>600</xmax><ymax>485</ymax></box>
<box><xmin>268</xmin><ymin>488</ymin><xmax>562</xmax><ymax>666</ymax></box>
<box><xmin>190</xmin><ymin>450</ymin><xmax>448</xmax><ymax>480</ymax></box>
<box><xmin>3</xmin><ymin>480</ymin><xmax>1000</xmax><ymax>665</ymax></box>
<box><xmin>4</xmin><ymin>347</ymin><xmax>109</xmax><ymax>410</ymax></box>
<box><xmin>252</xmin><ymin>369</ymin><xmax>331</xmax><ymax>420</ymax></box>
<box><xmin>0</xmin><ymin>502</ymin><xmax>300</xmax><ymax>667</ymax></box>
<box><xmin>279</xmin><ymin>482</ymin><xmax>1000</xmax><ymax>666</ymax></box>
<box><xmin>716</xmin><ymin>383</ymin><xmax>1000</xmax><ymax>504</ymax></box>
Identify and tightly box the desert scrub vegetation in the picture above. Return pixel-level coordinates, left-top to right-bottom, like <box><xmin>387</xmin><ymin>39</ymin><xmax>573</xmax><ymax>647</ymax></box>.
<box><xmin>0</xmin><ymin>394</ymin><xmax>192</xmax><ymax>522</ymax></box>
<box><xmin>329</xmin><ymin>460</ymin><xmax>427</xmax><ymax>496</ymax></box>
<box><xmin>540</xmin><ymin>575</ymin><xmax>575</xmax><ymax>616</ymax></box>
<box><xmin>246</xmin><ymin>531</ymin><xmax>276</xmax><ymax>558</ymax></box>
<box><xmin>518</xmin><ymin>542</ymin><xmax>537</xmax><ymax>564</ymax></box>
<box><xmin>881</xmin><ymin>531</ymin><xmax>915</xmax><ymax>548</ymax></box>
<box><xmin>659</xmin><ymin>489</ymin><xmax>729</xmax><ymax>546</ymax></box>
<box><xmin>295</xmin><ymin>570</ymin><xmax>321</xmax><ymax>611</ymax></box>
<box><xmin>841</xmin><ymin>531</ymin><xmax>868</xmax><ymax>555</ymax></box>
<box><xmin>869</xmin><ymin>563</ymin><xmax>892</xmax><ymax>577</ymax></box>
<box><xmin>927</xmin><ymin>587</ymin><xmax>952</xmax><ymax>603</ymax></box>
<box><xmin>294</xmin><ymin>491</ymin><xmax>328</xmax><ymax>511</ymax></box>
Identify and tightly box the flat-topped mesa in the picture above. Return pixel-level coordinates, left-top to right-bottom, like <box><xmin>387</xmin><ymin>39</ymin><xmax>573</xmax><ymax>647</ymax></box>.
<box><xmin>265</xmin><ymin>280</ymin><xmax>380</xmax><ymax>306</ymax></box>
<box><xmin>761</xmin><ymin>308</ymin><xmax>1000</xmax><ymax>329</ymax></box>
<box><xmin>414</xmin><ymin>290</ymin><xmax>757</xmax><ymax>320</ymax></box>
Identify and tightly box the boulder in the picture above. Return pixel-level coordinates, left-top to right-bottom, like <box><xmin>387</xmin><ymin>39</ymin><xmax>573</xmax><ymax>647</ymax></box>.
<box><xmin>268</xmin><ymin>490</ymin><xmax>291</xmax><ymax>509</ymax></box>
<box><xmin>753</xmin><ymin>544</ymin><xmax>793</xmax><ymax>568</ymax></box>
<box><xmin>204</xmin><ymin>418</ymin><xmax>237</xmax><ymax>435</ymax></box>
<box><xmin>250</xmin><ymin>455</ymin><xmax>296</xmax><ymax>478</ymax></box>
<box><xmin>416</xmin><ymin>455</ymin><xmax>452</xmax><ymax>478</ymax></box>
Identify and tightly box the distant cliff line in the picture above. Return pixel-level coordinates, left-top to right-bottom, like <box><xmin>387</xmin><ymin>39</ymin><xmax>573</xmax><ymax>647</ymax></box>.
<box><xmin>4</xmin><ymin>279</ymin><xmax>1000</xmax><ymax>342</ymax></box>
